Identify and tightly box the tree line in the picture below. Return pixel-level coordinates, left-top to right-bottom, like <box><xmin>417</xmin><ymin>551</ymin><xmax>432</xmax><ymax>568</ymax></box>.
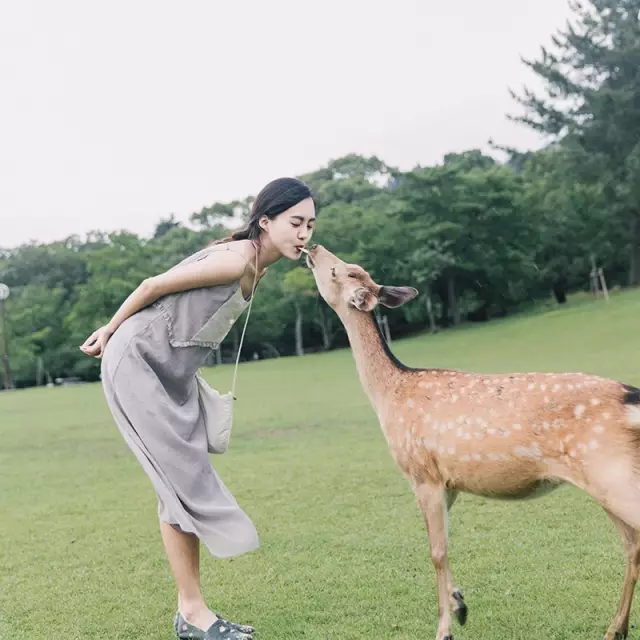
<box><xmin>1</xmin><ymin>0</ymin><xmax>638</xmax><ymax>388</ymax></box>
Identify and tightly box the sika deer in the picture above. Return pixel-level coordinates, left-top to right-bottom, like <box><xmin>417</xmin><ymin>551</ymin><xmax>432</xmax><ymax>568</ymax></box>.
<box><xmin>304</xmin><ymin>244</ymin><xmax>640</xmax><ymax>640</ymax></box>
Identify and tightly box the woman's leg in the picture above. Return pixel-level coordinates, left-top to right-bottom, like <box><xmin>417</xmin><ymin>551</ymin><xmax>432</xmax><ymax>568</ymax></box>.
<box><xmin>160</xmin><ymin>522</ymin><xmax>218</xmax><ymax>630</ymax></box>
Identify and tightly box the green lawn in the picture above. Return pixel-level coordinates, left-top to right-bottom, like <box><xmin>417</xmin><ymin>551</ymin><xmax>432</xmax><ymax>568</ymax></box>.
<box><xmin>1</xmin><ymin>289</ymin><xmax>639</xmax><ymax>639</ymax></box>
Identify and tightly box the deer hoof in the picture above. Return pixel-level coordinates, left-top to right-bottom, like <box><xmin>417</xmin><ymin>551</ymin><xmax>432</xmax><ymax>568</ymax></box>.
<box><xmin>602</xmin><ymin>633</ymin><xmax>627</xmax><ymax>640</ymax></box>
<box><xmin>452</xmin><ymin>590</ymin><xmax>468</xmax><ymax>626</ymax></box>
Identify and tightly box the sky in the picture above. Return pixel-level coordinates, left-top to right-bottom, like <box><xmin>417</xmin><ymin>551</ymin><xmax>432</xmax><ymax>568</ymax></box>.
<box><xmin>0</xmin><ymin>0</ymin><xmax>574</xmax><ymax>249</ymax></box>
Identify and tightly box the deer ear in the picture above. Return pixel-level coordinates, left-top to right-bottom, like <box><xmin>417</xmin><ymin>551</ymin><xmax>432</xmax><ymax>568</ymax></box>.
<box><xmin>379</xmin><ymin>286</ymin><xmax>419</xmax><ymax>308</ymax></box>
<box><xmin>349</xmin><ymin>287</ymin><xmax>378</xmax><ymax>312</ymax></box>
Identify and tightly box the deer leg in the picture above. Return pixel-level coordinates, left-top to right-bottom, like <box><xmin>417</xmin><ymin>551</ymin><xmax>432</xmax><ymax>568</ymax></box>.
<box><xmin>603</xmin><ymin>510</ymin><xmax>640</xmax><ymax>640</ymax></box>
<box><xmin>415</xmin><ymin>483</ymin><xmax>456</xmax><ymax>640</ymax></box>
<box><xmin>444</xmin><ymin>491</ymin><xmax>467</xmax><ymax>625</ymax></box>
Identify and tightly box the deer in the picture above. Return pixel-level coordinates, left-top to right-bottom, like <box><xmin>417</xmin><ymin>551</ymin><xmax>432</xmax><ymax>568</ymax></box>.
<box><xmin>303</xmin><ymin>244</ymin><xmax>640</xmax><ymax>640</ymax></box>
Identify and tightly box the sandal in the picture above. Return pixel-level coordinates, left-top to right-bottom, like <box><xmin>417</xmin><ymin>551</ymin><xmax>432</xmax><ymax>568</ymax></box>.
<box><xmin>214</xmin><ymin>612</ymin><xmax>255</xmax><ymax>635</ymax></box>
<box><xmin>174</xmin><ymin>612</ymin><xmax>254</xmax><ymax>639</ymax></box>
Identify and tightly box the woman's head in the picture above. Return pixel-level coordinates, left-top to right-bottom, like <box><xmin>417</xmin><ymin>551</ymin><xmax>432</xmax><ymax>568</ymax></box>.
<box><xmin>214</xmin><ymin>177</ymin><xmax>316</xmax><ymax>260</ymax></box>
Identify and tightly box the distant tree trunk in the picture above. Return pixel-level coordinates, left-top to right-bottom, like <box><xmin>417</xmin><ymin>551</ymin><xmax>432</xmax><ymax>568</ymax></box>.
<box><xmin>313</xmin><ymin>307</ymin><xmax>332</xmax><ymax>350</ymax></box>
<box><xmin>231</xmin><ymin>326</ymin><xmax>239</xmax><ymax>361</ymax></box>
<box><xmin>425</xmin><ymin>283</ymin><xmax>437</xmax><ymax>333</ymax></box>
<box><xmin>294</xmin><ymin>302</ymin><xmax>304</xmax><ymax>356</ymax></box>
<box><xmin>447</xmin><ymin>273</ymin><xmax>460</xmax><ymax>326</ymax></box>
<box><xmin>630</xmin><ymin>212</ymin><xmax>640</xmax><ymax>287</ymax></box>
<box><xmin>552</xmin><ymin>277</ymin><xmax>568</xmax><ymax>304</ymax></box>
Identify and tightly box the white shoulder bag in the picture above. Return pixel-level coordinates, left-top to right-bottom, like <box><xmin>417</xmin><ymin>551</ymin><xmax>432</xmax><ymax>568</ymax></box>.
<box><xmin>197</xmin><ymin>244</ymin><xmax>259</xmax><ymax>455</ymax></box>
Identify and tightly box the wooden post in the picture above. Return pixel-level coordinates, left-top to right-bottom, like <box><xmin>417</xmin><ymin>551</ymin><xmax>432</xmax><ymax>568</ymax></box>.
<box><xmin>590</xmin><ymin>255</ymin><xmax>600</xmax><ymax>297</ymax></box>
<box><xmin>598</xmin><ymin>267</ymin><xmax>610</xmax><ymax>302</ymax></box>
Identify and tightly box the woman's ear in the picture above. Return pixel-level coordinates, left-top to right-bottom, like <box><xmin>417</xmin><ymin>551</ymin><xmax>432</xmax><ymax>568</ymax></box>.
<box><xmin>259</xmin><ymin>216</ymin><xmax>269</xmax><ymax>231</ymax></box>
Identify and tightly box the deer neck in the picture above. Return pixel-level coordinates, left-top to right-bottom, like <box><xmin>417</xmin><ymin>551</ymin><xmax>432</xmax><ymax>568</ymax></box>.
<box><xmin>340</xmin><ymin>308</ymin><xmax>401</xmax><ymax>413</ymax></box>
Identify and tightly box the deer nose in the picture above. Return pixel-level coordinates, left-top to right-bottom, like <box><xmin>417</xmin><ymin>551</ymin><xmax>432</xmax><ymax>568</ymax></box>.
<box><xmin>308</xmin><ymin>244</ymin><xmax>318</xmax><ymax>252</ymax></box>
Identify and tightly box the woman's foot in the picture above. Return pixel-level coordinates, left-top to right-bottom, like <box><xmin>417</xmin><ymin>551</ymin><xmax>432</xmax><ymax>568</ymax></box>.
<box><xmin>174</xmin><ymin>611</ymin><xmax>254</xmax><ymax>639</ymax></box>
<box><xmin>179</xmin><ymin>601</ymin><xmax>218</xmax><ymax>631</ymax></box>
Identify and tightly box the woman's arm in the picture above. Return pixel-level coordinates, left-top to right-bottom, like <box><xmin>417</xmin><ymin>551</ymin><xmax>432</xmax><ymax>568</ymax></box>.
<box><xmin>80</xmin><ymin>249</ymin><xmax>248</xmax><ymax>358</ymax></box>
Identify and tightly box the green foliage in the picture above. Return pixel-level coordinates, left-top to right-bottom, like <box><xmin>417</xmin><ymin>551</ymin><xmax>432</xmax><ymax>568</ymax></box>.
<box><xmin>509</xmin><ymin>0</ymin><xmax>640</xmax><ymax>285</ymax></box>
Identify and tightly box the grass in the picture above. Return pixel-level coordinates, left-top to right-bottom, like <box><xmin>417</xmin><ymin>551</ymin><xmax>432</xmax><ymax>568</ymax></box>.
<box><xmin>1</xmin><ymin>289</ymin><xmax>639</xmax><ymax>639</ymax></box>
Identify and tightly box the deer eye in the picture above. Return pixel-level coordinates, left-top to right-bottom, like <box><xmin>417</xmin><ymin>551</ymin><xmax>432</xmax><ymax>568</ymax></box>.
<box><xmin>331</xmin><ymin>267</ymin><xmax>336</xmax><ymax>278</ymax></box>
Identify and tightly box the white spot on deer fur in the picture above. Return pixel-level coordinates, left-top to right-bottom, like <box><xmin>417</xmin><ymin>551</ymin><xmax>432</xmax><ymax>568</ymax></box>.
<box><xmin>593</xmin><ymin>424</ymin><xmax>605</xmax><ymax>434</ymax></box>
<box><xmin>407</xmin><ymin>399</ymin><xmax>414</xmax><ymax>408</ymax></box>
<box><xmin>411</xmin><ymin>425</ymin><xmax>416</xmax><ymax>434</ymax></box>
<box><xmin>591</xmin><ymin>398</ymin><xmax>601</xmax><ymax>406</ymax></box>
<box><xmin>448</xmin><ymin>447</ymin><xmax>456</xmax><ymax>455</ymax></box>
<box><xmin>503</xmin><ymin>430</ymin><xmax>511</xmax><ymax>437</ymax></box>
<box><xmin>464</xmin><ymin>433</ymin><xmax>472</xmax><ymax>440</ymax></box>
<box><xmin>540</xmin><ymin>384</ymin><xmax>547</xmax><ymax>392</ymax></box>
<box><xmin>487</xmin><ymin>428</ymin><xmax>496</xmax><ymax>435</ymax></box>
<box><xmin>399</xmin><ymin>416</ymin><xmax>404</xmax><ymax>424</ymax></box>
<box><xmin>543</xmin><ymin>421</ymin><xmax>550</xmax><ymax>430</ymax></box>
<box><xmin>472</xmin><ymin>453</ymin><xmax>482</xmax><ymax>461</ymax></box>
<box><xmin>512</xmin><ymin>423</ymin><xmax>522</xmax><ymax>430</ymax></box>
<box><xmin>568</xmin><ymin>384</ymin><xmax>575</xmax><ymax>390</ymax></box>
<box><xmin>544</xmin><ymin>397</ymin><xmax>551</xmax><ymax>404</ymax></box>
<box><xmin>488</xmin><ymin>387</ymin><xmax>496</xmax><ymax>394</ymax></box>
<box><xmin>574</xmin><ymin>405</ymin><xmax>586</xmax><ymax>418</ymax></box>
<box><xmin>456</xmin><ymin>427</ymin><xmax>465</xmax><ymax>438</ymax></box>
<box><xmin>475</xmin><ymin>432</ymin><xmax>485</xmax><ymax>441</ymax></box>
<box><xmin>552</xmin><ymin>384</ymin><xmax>561</xmax><ymax>392</ymax></box>
<box><xmin>602</xmin><ymin>412</ymin><xmax>611</xmax><ymax>421</ymax></box>
<box><xmin>488</xmin><ymin>453</ymin><xmax>501</xmax><ymax>461</ymax></box>
<box><xmin>461</xmin><ymin>454</ymin><xmax>471</xmax><ymax>462</ymax></box>
<box><xmin>627</xmin><ymin>405</ymin><xmax>640</xmax><ymax>426</ymax></box>
<box><xmin>588</xmin><ymin>439</ymin><xmax>599</xmax><ymax>450</ymax></box>
<box><xmin>528</xmin><ymin>383</ymin><xmax>535</xmax><ymax>391</ymax></box>
<box><xmin>448</xmin><ymin>421</ymin><xmax>455</xmax><ymax>430</ymax></box>
<box><xmin>451</xmin><ymin>394</ymin><xmax>458</xmax><ymax>403</ymax></box>
<box><xmin>514</xmin><ymin>444</ymin><xmax>542</xmax><ymax>460</ymax></box>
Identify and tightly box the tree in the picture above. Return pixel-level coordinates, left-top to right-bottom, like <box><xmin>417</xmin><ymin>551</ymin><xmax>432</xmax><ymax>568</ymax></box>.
<box><xmin>510</xmin><ymin>0</ymin><xmax>640</xmax><ymax>285</ymax></box>
<box><xmin>282</xmin><ymin>267</ymin><xmax>317</xmax><ymax>356</ymax></box>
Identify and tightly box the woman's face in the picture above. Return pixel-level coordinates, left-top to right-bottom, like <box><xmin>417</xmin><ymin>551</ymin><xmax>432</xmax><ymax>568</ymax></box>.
<box><xmin>261</xmin><ymin>197</ymin><xmax>316</xmax><ymax>261</ymax></box>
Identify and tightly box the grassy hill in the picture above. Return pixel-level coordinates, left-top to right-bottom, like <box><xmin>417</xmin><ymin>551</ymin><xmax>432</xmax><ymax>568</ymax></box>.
<box><xmin>1</xmin><ymin>289</ymin><xmax>639</xmax><ymax>639</ymax></box>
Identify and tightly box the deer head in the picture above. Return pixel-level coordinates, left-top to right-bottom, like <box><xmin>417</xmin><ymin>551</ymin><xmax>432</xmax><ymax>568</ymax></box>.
<box><xmin>305</xmin><ymin>244</ymin><xmax>418</xmax><ymax>312</ymax></box>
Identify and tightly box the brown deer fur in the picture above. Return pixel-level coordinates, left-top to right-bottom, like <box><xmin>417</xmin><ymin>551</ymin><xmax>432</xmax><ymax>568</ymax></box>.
<box><xmin>305</xmin><ymin>244</ymin><xmax>640</xmax><ymax>640</ymax></box>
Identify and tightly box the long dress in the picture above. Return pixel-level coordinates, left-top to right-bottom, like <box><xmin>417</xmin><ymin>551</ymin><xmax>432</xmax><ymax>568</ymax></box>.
<box><xmin>100</xmin><ymin>244</ymin><xmax>260</xmax><ymax>558</ymax></box>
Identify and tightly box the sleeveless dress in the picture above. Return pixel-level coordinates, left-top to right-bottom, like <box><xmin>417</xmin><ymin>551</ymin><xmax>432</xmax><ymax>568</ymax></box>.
<box><xmin>100</xmin><ymin>244</ymin><xmax>260</xmax><ymax>558</ymax></box>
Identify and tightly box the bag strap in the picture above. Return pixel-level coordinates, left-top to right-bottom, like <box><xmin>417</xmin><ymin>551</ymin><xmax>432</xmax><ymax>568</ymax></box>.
<box><xmin>230</xmin><ymin>241</ymin><xmax>259</xmax><ymax>400</ymax></box>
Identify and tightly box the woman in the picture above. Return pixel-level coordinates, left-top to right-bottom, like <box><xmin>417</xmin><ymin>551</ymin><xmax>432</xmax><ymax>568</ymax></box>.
<box><xmin>80</xmin><ymin>177</ymin><xmax>316</xmax><ymax>639</ymax></box>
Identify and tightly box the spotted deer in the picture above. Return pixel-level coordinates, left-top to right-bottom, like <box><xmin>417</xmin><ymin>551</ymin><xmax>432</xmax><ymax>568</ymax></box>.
<box><xmin>304</xmin><ymin>244</ymin><xmax>640</xmax><ymax>640</ymax></box>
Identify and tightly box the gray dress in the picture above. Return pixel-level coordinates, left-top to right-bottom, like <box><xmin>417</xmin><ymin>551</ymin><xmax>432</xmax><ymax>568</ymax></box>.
<box><xmin>100</xmin><ymin>244</ymin><xmax>260</xmax><ymax>558</ymax></box>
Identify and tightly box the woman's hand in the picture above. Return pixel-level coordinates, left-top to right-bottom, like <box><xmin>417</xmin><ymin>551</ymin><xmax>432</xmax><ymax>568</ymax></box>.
<box><xmin>79</xmin><ymin>325</ymin><xmax>115</xmax><ymax>359</ymax></box>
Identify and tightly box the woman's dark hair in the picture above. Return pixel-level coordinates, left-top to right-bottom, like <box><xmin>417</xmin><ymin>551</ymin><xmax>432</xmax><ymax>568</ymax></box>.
<box><xmin>211</xmin><ymin>177</ymin><xmax>315</xmax><ymax>245</ymax></box>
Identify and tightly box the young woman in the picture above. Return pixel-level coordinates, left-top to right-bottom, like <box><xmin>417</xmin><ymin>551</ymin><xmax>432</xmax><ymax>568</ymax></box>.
<box><xmin>80</xmin><ymin>177</ymin><xmax>316</xmax><ymax>639</ymax></box>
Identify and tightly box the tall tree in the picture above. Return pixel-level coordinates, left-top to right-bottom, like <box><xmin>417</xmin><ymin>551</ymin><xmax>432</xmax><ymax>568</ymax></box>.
<box><xmin>510</xmin><ymin>0</ymin><xmax>640</xmax><ymax>285</ymax></box>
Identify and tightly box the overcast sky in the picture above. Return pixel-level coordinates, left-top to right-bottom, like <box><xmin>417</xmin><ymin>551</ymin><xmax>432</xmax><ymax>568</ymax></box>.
<box><xmin>0</xmin><ymin>0</ymin><xmax>573</xmax><ymax>249</ymax></box>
